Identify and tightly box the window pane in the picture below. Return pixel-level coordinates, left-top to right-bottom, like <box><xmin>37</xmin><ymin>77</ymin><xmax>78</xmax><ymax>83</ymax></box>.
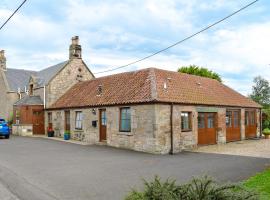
<box><xmin>234</xmin><ymin>111</ymin><xmax>239</xmax><ymax>127</ymax></box>
<box><xmin>207</xmin><ymin>113</ymin><xmax>214</xmax><ymax>128</ymax></box>
<box><xmin>245</xmin><ymin>112</ymin><xmax>249</xmax><ymax>125</ymax></box>
<box><xmin>250</xmin><ymin>111</ymin><xmax>255</xmax><ymax>125</ymax></box>
<box><xmin>198</xmin><ymin>113</ymin><xmax>205</xmax><ymax>128</ymax></box>
<box><xmin>75</xmin><ymin>112</ymin><xmax>83</xmax><ymax>129</ymax></box>
<box><xmin>181</xmin><ymin>112</ymin><xmax>191</xmax><ymax>131</ymax></box>
<box><xmin>226</xmin><ymin>111</ymin><xmax>232</xmax><ymax>127</ymax></box>
<box><xmin>120</xmin><ymin>108</ymin><xmax>131</xmax><ymax>131</ymax></box>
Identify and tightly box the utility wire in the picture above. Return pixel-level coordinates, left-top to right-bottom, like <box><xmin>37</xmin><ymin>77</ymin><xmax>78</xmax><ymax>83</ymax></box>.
<box><xmin>94</xmin><ymin>0</ymin><xmax>259</xmax><ymax>75</ymax></box>
<box><xmin>0</xmin><ymin>0</ymin><xmax>27</xmax><ymax>31</ymax></box>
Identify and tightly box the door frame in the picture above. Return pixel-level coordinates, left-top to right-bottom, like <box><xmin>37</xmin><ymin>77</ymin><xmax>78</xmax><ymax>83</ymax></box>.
<box><xmin>99</xmin><ymin>109</ymin><xmax>107</xmax><ymax>142</ymax></box>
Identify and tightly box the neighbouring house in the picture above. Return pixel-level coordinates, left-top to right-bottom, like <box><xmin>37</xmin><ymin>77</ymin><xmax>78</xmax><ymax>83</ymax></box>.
<box><xmin>46</xmin><ymin>68</ymin><xmax>261</xmax><ymax>154</ymax></box>
<box><xmin>0</xmin><ymin>36</ymin><xmax>94</xmax><ymax>135</ymax></box>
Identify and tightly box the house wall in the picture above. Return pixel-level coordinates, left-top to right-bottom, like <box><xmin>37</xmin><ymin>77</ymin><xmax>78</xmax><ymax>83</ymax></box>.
<box><xmin>45</xmin><ymin>105</ymin><xmax>261</xmax><ymax>154</ymax></box>
<box><xmin>0</xmin><ymin>71</ymin><xmax>9</xmax><ymax>120</ymax></box>
<box><xmin>46</xmin><ymin>59</ymin><xmax>94</xmax><ymax>108</ymax></box>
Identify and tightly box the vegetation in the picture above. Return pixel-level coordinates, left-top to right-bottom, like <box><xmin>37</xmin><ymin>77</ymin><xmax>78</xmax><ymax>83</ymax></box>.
<box><xmin>178</xmin><ymin>65</ymin><xmax>222</xmax><ymax>82</ymax></box>
<box><xmin>244</xmin><ymin>169</ymin><xmax>270</xmax><ymax>200</ymax></box>
<box><xmin>125</xmin><ymin>176</ymin><xmax>258</xmax><ymax>200</ymax></box>
<box><xmin>262</xmin><ymin>128</ymin><xmax>270</xmax><ymax>135</ymax></box>
<box><xmin>250</xmin><ymin>76</ymin><xmax>270</xmax><ymax>107</ymax></box>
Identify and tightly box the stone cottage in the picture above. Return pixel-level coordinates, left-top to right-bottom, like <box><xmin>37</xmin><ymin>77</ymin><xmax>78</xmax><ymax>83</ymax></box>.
<box><xmin>0</xmin><ymin>36</ymin><xmax>94</xmax><ymax>134</ymax></box>
<box><xmin>46</xmin><ymin>68</ymin><xmax>261</xmax><ymax>154</ymax></box>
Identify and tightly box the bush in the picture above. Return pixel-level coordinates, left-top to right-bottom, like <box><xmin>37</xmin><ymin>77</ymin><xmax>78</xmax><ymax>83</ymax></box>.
<box><xmin>263</xmin><ymin>128</ymin><xmax>270</xmax><ymax>135</ymax></box>
<box><xmin>125</xmin><ymin>176</ymin><xmax>258</xmax><ymax>200</ymax></box>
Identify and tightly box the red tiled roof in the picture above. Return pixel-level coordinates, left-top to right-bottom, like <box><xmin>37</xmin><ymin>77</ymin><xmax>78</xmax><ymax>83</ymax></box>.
<box><xmin>49</xmin><ymin>68</ymin><xmax>261</xmax><ymax>109</ymax></box>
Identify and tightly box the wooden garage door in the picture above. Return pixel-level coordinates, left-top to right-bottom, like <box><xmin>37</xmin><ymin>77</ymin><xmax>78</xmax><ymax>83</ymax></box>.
<box><xmin>245</xmin><ymin>110</ymin><xmax>257</xmax><ymax>139</ymax></box>
<box><xmin>226</xmin><ymin>110</ymin><xmax>241</xmax><ymax>142</ymax></box>
<box><xmin>198</xmin><ymin>113</ymin><xmax>217</xmax><ymax>145</ymax></box>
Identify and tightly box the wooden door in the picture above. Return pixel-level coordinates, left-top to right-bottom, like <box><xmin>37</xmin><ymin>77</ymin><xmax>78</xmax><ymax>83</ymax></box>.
<box><xmin>198</xmin><ymin>113</ymin><xmax>217</xmax><ymax>145</ymax></box>
<box><xmin>245</xmin><ymin>110</ymin><xmax>257</xmax><ymax>138</ymax></box>
<box><xmin>65</xmin><ymin>111</ymin><xmax>70</xmax><ymax>131</ymax></box>
<box><xmin>99</xmin><ymin>109</ymin><xmax>107</xmax><ymax>141</ymax></box>
<box><xmin>32</xmin><ymin>110</ymin><xmax>45</xmax><ymax>135</ymax></box>
<box><xmin>226</xmin><ymin>110</ymin><xmax>241</xmax><ymax>142</ymax></box>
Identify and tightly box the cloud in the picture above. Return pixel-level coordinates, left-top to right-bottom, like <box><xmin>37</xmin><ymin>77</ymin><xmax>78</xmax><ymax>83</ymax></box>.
<box><xmin>0</xmin><ymin>0</ymin><xmax>268</xmax><ymax>96</ymax></box>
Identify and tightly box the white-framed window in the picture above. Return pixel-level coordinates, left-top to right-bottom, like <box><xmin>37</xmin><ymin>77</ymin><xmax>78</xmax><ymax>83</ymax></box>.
<box><xmin>75</xmin><ymin>111</ymin><xmax>83</xmax><ymax>130</ymax></box>
<box><xmin>120</xmin><ymin>107</ymin><xmax>131</xmax><ymax>132</ymax></box>
<box><xmin>181</xmin><ymin>112</ymin><xmax>192</xmax><ymax>131</ymax></box>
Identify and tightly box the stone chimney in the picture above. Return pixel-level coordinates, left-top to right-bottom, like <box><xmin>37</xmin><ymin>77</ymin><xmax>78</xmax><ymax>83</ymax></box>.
<box><xmin>69</xmin><ymin>36</ymin><xmax>82</xmax><ymax>59</ymax></box>
<box><xmin>0</xmin><ymin>50</ymin><xmax>6</xmax><ymax>71</ymax></box>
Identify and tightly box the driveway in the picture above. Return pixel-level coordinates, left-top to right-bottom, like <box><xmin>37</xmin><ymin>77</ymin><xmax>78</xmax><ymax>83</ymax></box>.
<box><xmin>193</xmin><ymin>139</ymin><xmax>270</xmax><ymax>158</ymax></box>
<box><xmin>0</xmin><ymin>136</ymin><xmax>269</xmax><ymax>200</ymax></box>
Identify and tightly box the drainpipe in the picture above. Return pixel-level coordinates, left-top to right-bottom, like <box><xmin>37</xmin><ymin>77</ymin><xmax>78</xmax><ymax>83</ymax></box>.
<box><xmin>260</xmin><ymin>108</ymin><xmax>262</xmax><ymax>138</ymax></box>
<box><xmin>169</xmin><ymin>103</ymin><xmax>174</xmax><ymax>155</ymax></box>
<box><xmin>43</xmin><ymin>85</ymin><xmax>46</xmax><ymax>109</ymax></box>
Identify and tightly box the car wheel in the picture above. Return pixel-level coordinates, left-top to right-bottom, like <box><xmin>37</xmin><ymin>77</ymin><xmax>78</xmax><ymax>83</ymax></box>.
<box><xmin>5</xmin><ymin>135</ymin><xmax>9</xmax><ymax>139</ymax></box>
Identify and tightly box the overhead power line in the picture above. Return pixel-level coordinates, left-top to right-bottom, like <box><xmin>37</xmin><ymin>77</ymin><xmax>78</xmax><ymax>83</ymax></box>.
<box><xmin>94</xmin><ymin>0</ymin><xmax>259</xmax><ymax>75</ymax></box>
<box><xmin>0</xmin><ymin>0</ymin><xmax>27</xmax><ymax>31</ymax></box>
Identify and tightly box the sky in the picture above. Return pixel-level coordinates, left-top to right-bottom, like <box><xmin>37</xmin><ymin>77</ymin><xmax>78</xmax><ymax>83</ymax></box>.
<box><xmin>0</xmin><ymin>0</ymin><xmax>269</xmax><ymax>95</ymax></box>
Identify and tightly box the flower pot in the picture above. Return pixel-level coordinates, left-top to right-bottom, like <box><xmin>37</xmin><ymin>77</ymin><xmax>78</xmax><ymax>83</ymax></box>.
<box><xmin>64</xmin><ymin>133</ymin><xmax>70</xmax><ymax>140</ymax></box>
<box><xmin>264</xmin><ymin>134</ymin><xmax>270</xmax><ymax>139</ymax></box>
<box><xmin>48</xmin><ymin>131</ymin><xmax>54</xmax><ymax>137</ymax></box>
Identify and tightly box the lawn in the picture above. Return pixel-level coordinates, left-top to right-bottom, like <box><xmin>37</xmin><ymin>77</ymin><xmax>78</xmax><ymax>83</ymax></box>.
<box><xmin>244</xmin><ymin>168</ymin><xmax>270</xmax><ymax>200</ymax></box>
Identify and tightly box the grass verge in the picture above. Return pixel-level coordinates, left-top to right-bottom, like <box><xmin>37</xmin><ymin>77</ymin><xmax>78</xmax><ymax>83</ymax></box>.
<box><xmin>244</xmin><ymin>168</ymin><xmax>270</xmax><ymax>200</ymax></box>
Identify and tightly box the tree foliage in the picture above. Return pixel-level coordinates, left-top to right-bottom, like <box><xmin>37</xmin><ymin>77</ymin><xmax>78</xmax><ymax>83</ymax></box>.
<box><xmin>249</xmin><ymin>76</ymin><xmax>270</xmax><ymax>107</ymax></box>
<box><xmin>178</xmin><ymin>65</ymin><xmax>222</xmax><ymax>82</ymax></box>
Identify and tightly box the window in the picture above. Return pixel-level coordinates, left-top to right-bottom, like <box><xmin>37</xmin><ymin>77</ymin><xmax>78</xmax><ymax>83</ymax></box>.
<box><xmin>207</xmin><ymin>113</ymin><xmax>214</xmax><ymax>128</ymax></box>
<box><xmin>48</xmin><ymin>112</ymin><xmax>52</xmax><ymax>128</ymax></box>
<box><xmin>245</xmin><ymin>111</ymin><xmax>249</xmax><ymax>125</ymax></box>
<box><xmin>181</xmin><ymin>112</ymin><xmax>192</xmax><ymax>131</ymax></box>
<box><xmin>250</xmin><ymin>111</ymin><xmax>255</xmax><ymax>125</ymax></box>
<box><xmin>234</xmin><ymin>111</ymin><xmax>239</xmax><ymax>127</ymax></box>
<box><xmin>198</xmin><ymin>113</ymin><xmax>205</xmax><ymax>128</ymax></box>
<box><xmin>226</xmin><ymin>111</ymin><xmax>232</xmax><ymax>127</ymax></box>
<box><xmin>75</xmin><ymin>111</ymin><xmax>83</xmax><ymax>130</ymax></box>
<box><xmin>120</xmin><ymin>107</ymin><xmax>131</xmax><ymax>132</ymax></box>
<box><xmin>101</xmin><ymin>110</ymin><xmax>107</xmax><ymax>126</ymax></box>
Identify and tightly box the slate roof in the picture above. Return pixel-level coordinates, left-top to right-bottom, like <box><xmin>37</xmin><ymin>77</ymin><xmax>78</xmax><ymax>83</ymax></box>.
<box><xmin>14</xmin><ymin>96</ymin><xmax>44</xmax><ymax>106</ymax></box>
<box><xmin>50</xmin><ymin>68</ymin><xmax>261</xmax><ymax>109</ymax></box>
<box><xmin>4</xmin><ymin>60</ymin><xmax>69</xmax><ymax>91</ymax></box>
<box><xmin>5</xmin><ymin>69</ymin><xmax>36</xmax><ymax>91</ymax></box>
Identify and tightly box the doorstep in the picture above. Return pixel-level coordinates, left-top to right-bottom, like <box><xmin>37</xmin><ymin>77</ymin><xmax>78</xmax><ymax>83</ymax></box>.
<box><xmin>31</xmin><ymin>135</ymin><xmax>89</xmax><ymax>146</ymax></box>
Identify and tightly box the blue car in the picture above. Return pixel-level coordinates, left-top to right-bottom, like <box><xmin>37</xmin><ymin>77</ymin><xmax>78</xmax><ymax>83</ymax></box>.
<box><xmin>0</xmin><ymin>119</ymin><xmax>10</xmax><ymax>139</ymax></box>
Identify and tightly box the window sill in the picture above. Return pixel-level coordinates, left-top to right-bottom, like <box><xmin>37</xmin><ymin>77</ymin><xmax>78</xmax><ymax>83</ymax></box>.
<box><xmin>118</xmin><ymin>132</ymin><xmax>133</xmax><ymax>136</ymax></box>
<box><xmin>74</xmin><ymin>129</ymin><xmax>84</xmax><ymax>132</ymax></box>
<box><xmin>181</xmin><ymin>129</ymin><xmax>192</xmax><ymax>132</ymax></box>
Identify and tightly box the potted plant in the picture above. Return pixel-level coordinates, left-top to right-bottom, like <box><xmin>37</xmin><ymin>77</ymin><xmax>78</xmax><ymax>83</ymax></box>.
<box><xmin>64</xmin><ymin>130</ymin><xmax>71</xmax><ymax>140</ymax></box>
<box><xmin>47</xmin><ymin>127</ymin><xmax>54</xmax><ymax>137</ymax></box>
<box><xmin>263</xmin><ymin>128</ymin><xmax>270</xmax><ymax>139</ymax></box>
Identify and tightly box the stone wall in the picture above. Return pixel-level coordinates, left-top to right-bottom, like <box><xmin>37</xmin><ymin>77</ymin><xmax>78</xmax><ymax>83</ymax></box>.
<box><xmin>45</xmin><ymin>104</ymin><xmax>262</xmax><ymax>154</ymax></box>
<box><xmin>0</xmin><ymin>71</ymin><xmax>8</xmax><ymax>120</ymax></box>
<box><xmin>46</xmin><ymin>59</ymin><xmax>94</xmax><ymax>107</ymax></box>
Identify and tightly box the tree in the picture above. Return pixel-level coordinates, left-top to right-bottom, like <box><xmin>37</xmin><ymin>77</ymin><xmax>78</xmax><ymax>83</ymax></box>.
<box><xmin>249</xmin><ymin>76</ymin><xmax>270</xmax><ymax>107</ymax></box>
<box><xmin>178</xmin><ymin>65</ymin><xmax>222</xmax><ymax>82</ymax></box>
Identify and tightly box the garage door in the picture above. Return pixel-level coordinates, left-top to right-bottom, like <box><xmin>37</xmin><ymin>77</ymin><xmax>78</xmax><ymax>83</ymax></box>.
<box><xmin>226</xmin><ymin>110</ymin><xmax>241</xmax><ymax>142</ymax></box>
<box><xmin>198</xmin><ymin>113</ymin><xmax>217</xmax><ymax>145</ymax></box>
<box><xmin>245</xmin><ymin>110</ymin><xmax>257</xmax><ymax>139</ymax></box>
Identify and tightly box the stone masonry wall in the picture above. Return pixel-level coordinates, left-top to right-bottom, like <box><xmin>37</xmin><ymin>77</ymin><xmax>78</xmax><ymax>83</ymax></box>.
<box><xmin>46</xmin><ymin>59</ymin><xmax>94</xmax><ymax>107</ymax></box>
<box><xmin>0</xmin><ymin>71</ymin><xmax>8</xmax><ymax>120</ymax></box>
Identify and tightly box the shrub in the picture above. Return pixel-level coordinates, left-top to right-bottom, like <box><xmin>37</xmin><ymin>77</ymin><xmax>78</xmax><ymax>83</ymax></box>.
<box><xmin>125</xmin><ymin>176</ymin><xmax>258</xmax><ymax>200</ymax></box>
<box><xmin>263</xmin><ymin>128</ymin><xmax>270</xmax><ymax>135</ymax></box>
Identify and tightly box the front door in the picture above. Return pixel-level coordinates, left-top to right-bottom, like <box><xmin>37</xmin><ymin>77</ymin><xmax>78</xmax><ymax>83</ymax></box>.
<box><xmin>65</xmin><ymin>111</ymin><xmax>70</xmax><ymax>131</ymax></box>
<box><xmin>32</xmin><ymin>110</ymin><xmax>45</xmax><ymax>135</ymax></box>
<box><xmin>226</xmin><ymin>110</ymin><xmax>241</xmax><ymax>142</ymax></box>
<box><xmin>198</xmin><ymin>112</ymin><xmax>217</xmax><ymax>145</ymax></box>
<box><xmin>245</xmin><ymin>110</ymin><xmax>257</xmax><ymax>138</ymax></box>
<box><xmin>99</xmin><ymin>109</ymin><xmax>107</xmax><ymax>141</ymax></box>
